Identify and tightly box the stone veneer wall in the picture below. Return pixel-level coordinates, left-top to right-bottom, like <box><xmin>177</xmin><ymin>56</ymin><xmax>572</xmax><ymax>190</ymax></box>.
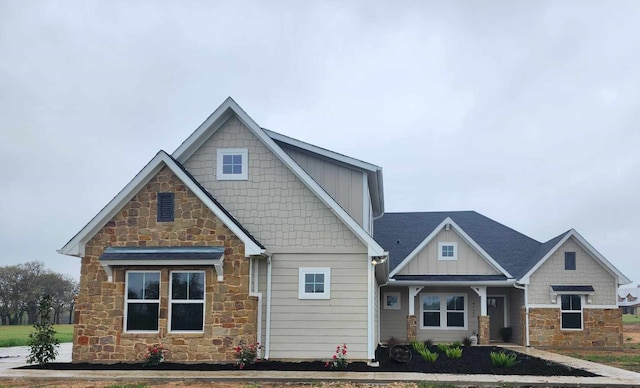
<box><xmin>528</xmin><ymin>308</ymin><xmax>622</xmax><ymax>348</ymax></box>
<box><xmin>73</xmin><ymin>166</ymin><xmax>257</xmax><ymax>363</ymax></box>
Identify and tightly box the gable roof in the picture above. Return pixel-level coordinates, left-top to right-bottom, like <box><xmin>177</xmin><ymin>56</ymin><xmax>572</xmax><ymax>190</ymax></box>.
<box><xmin>264</xmin><ymin>129</ymin><xmax>384</xmax><ymax>218</ymax></box>
<box><xmin>374</xmin><ymin>211</ymin><xmax>631</xmax><ymax>285</ymax></box>
<box><xmin>172</xmin><ymin>97</ymin><xmax>386</xmax><ymax>257</ymax></box>
<box><xmin>618</xmin><ymin>287</ymin><xmax>640</xmax><ymax>306</ymax></box>
<box><xmin>58</xmin><ymin>151</ymin><xmax>264</xmax><ymax>258</ymax></box>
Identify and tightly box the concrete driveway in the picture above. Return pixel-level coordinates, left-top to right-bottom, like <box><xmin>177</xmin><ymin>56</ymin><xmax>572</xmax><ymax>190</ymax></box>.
<box><xmin>0</xmin><ymin>342</ymin><xmax>71</xmax><ymax>370</ymax></box>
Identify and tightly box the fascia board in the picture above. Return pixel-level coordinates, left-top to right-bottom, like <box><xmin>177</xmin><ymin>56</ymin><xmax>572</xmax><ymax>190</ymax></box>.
<box><xmin>519</xmin><ymin>229</ymin><xmax>630</xmax><ymax>285</ymax></box>
<box><xmin>447</xmin><ymin>219</ymin><xmax>512</xmax><ymax>278</ymax></box>
<box><xmin>59</xmin><ymin>151</ymin><xmax>263</xmax><ymax>258</ymax></box>
<box><xmin>184</xmin><ymin>99</ymin><xmax>385</xmax><ymax>257</ymax></box>
<box><xmin>390</xmin><ymin>279</ymin><xmax>517</xmax><ymax>287</ymax></box>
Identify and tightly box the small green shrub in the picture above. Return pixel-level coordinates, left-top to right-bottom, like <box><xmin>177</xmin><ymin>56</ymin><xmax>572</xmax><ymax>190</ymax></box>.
<box><xmin>144</xmin><ymin>344</ymin><xmax>164</xmax><ymax>367</ymax></box>
<box><xmin>462</xmin><ymin>336</ymin><xmax>472</xmax><ymax>347</ymax></box>
<box><xmin>423</xmin><ymin>339</ymin><xmax>434</xmax><ymax>348</ymax></box>
<box><xmin>410</xmin><ymin>340</ymin><xmax>425</xmax><ymax>353</ymax></box>
<box><xmin>436</xmin><ymin>343</ymin><xmax>449</xmax><ymax>352</ymax></box>
<box><xmin>490</xmin><ymin>351</ymin><xmax>519</xmax><ymax>368</ymax></box>
<box><xmin>445</xmin><ymin>346</ymin><xmax>463</xmax><ymax>359</ymax></box>
<box><xmin>417</xmin><ymin>348</ymin><xmax>439</xmax><ymax>362</ymax></box>
<box><xmin>235</xmin><ymin>342</ymin><xmax>261</xmax><ymax>369</ymax></box>
<box><xmin>451</xmin><ymin>340</ymin><xmax>462</xmax><ymax>348</ymax></box>
<box><xmin>27</xmin><ymin>295</ymin><xmax>59</xmax><ymax>366</ymax></box>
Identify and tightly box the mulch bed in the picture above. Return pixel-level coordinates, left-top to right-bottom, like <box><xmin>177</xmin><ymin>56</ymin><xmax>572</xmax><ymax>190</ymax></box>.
<box><xmin>19</xmin><ymin>345</ymin><xmax>597</xmax><ymax>377</ymax></box>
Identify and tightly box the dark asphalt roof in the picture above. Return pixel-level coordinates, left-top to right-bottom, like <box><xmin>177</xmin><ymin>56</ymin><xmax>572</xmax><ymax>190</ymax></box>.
<box><xmin>374</xmin><ymin>211</ymin><xmax>564</xmax><ymax>280</ymax></box>
<box><xmin>551</xmin><ymin>285</ymin><xmax>595</xmax><ymax>292</ymax></box>
<box><xmin>100</xmin><ymin>246</ymin><xmax>225</xmax><ymax>261</ymax></box>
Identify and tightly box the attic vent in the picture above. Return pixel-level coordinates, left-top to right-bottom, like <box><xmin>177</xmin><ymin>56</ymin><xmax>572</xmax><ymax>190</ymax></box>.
<box><xmin>396</xmin><ymin>240</ymin><xmax>401</xmax><ymax>244</ymax></box>
<box><xmin>157</xmin><ymin>192</ymin><xmax>175</xmax><ymax>222</ymax></box>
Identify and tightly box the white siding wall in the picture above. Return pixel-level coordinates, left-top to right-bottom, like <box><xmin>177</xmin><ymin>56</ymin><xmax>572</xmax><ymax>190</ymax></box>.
<box><xmin>528</xmin><ymin>237</ymin><xmax>617</xmax><ymax>305</ymax></box>
<box><xmin>184</xmin><ymin>116</ymin><xmax>363</xmax><ymax>249</ymax></box>
<box><xmin>281</xmin><ymin>145</ymin><xmax>366</xmax><ymax>229</ymax></box>
<box><xmin>268</xmin><ymin>253</ymin><xmax>369</xmax><ymax>360</ymax></box>
<box><xmin>398</xmin><ymin>229</ymin><xmax>501</xmax><ymax>275</ymax></box>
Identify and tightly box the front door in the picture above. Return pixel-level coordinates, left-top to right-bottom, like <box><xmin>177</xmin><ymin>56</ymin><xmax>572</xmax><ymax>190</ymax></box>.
<box><xmin>487</xmin><ymin>296</ymin><xmax>506</xmax><ymax>341</ymax></box>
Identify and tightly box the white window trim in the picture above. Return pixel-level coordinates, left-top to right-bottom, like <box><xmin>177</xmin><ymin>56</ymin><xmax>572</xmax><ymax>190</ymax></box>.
<box><xmin>168</xmin><ymin>270</ymin><xmax>206</xmax><ymax>333</ymax></box>
<box><xmin>560</xmin><ymin>294</ymin><xmax>583</xmax><ymax>331</ymax></box>
<box><xmin>217</xmin><ymin>148</ymin><xmax>248</xmax><ymax>180</ymax></box>
<box><xmin>420</xmin><ymin>293</ymin><xmax>468</xmax><ymax>330</ymax></box>
<box><xmin>383</xmin><ymin>292</ymin><xmax>401</xmax><ymax>310</ymax></box>
<box><xmin>124</xmin><ymin>270</ymin><xmax>160</xmax><ymax>333</ymax></box>
<box><xmin>298</xmin><ymin>267</ymin><xmax>331</xmax><ymax>300</ymax></box>
<box><xmin>438</xmin><ymin>242</ymin><xmax>458</xmax><ymax>260</ymax></box>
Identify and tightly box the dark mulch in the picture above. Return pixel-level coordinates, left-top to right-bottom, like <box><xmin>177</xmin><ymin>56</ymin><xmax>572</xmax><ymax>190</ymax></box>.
<box><xmin>19</xmin><ymin>345</ymin><xmax>597</xmax><ymax>377</ymax></box>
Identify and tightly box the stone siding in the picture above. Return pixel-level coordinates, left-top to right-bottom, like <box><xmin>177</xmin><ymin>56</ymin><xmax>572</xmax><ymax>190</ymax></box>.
<box><xmin>528</xmin><ymin>308</ymin><xmax>622</xmax><ymax>348</ymax></box>
<box><xmin>73</xmin><ymin>166</ymin><xmax>257</xmax><ymax>363</ymax></box>
<box><xmin>477</xmin><ymin>316</ymin><xmax>490</xmax><ymax>345</ymax></box>
<box><xmin>406</xmin><ymin>315</ymin><xmax>417</xmax><ymax>341</ymax></box>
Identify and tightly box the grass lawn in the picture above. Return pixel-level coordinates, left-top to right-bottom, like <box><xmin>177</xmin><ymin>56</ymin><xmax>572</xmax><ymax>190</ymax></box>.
<box><xmin>623</xmin><ymin>314</ymin><xmax>640</xmax><ymax>324</ymax></box>
<box><xmin>0</xmin><ymin>324</ymin><xmax>73</xmax><ymax>347</ymax></box>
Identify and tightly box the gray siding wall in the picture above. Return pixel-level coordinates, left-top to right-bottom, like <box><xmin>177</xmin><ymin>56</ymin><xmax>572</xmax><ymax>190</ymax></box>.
<box><xmin>507</xmin><ymin>287</ymin><xmax>524</xmax><ymax>345</ymax></box>
<box><xmin>380</xmin><ymin>286</ymin><xmax>409</xmax><ymax>341</ymax></box>
<box><xmin>184</xmin><ymin>116</ymin><xmax>364</xmax><ymax>250</ymax></box>
<box><xmin>397</xmin><ymin>229</ymin><xmax>501</xmax><ymax>275</ymax></box>
<box><xmin>268</xmin><ymin>253</ymin><xmax>369</xmax><ymax>360</ymax></box>
<box><xmin>280</xmin><ymin>144</ymin><xmax>367</xmax><ymax>230</ymax></box>
<box><xmin>528</xmin><ymin>237</ymin><xmax>617</xmax><ymax>305</ymax></box>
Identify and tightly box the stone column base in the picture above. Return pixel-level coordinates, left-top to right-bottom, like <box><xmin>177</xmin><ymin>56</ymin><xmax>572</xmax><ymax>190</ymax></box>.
<box><xmin>407</xmin><ymin>315</ymin><xmax>417</xmax><ymax>342</ymax></box>
<box><xmin>478</xmin><ymin>315</ymin><xmax>490</xmax><ymax>345</ymax></box>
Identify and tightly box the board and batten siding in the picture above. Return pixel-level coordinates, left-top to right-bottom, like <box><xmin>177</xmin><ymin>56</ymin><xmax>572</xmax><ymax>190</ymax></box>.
<box><xmin>268</xmin><ymin>253</ymin><xmax>369</xmax><ymax>360</ymax></box>
<box><xmin>183</xmin><ymin>115</ymin><xmax>363</xmax><ymax>249</ymax></box>
<box><xmin>528</xmin><ymin>237</ymin><xmax>617</xmax><ymax>305</ymax></box>
<box><xmin>397</xmin><ymin>229</ymin><xmax>501</xmax><ymax>275</ymax></box>
<box><xmin>280</xmin><ymin>144</ymin><xmax>368</xmax><ymax>230</ymax></box>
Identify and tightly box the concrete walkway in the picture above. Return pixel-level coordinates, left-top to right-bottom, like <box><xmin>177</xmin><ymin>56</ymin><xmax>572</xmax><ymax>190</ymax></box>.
<box><xmin>0</xmin><ymin>344</ymin><xmax>638</xmax><ymax>387</ymax></box>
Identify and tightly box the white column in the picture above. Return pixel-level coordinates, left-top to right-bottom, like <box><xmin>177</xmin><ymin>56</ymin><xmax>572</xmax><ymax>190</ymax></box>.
<box><xmin>408</xmin><ymin>287</ymin><xmax>423</xmax><ymax>315</ymax></box>
<box><xmin>471</xmin><ymin>286</ymin><xmax>488</xmax><ymax>316</ymax></box>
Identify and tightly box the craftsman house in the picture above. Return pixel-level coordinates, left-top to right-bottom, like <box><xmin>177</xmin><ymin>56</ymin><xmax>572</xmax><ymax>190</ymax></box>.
<box><xmin>59</xmin><ymin>98</ymin><xmax>631</xmax><ymax>364</ymax></box>
<box><xmin>618</xmin><ymin>286</ymin><xmax>640</xmax><ymax>315</ymax></box>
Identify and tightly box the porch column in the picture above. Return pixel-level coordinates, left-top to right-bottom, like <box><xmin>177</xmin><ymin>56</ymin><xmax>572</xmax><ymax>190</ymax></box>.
<box><xmin>471</xmin><ymin>286</ymin><xmax>489</xmax><ymax>345</ymax></box>
<box><xmin>407</xmin><ymin>287</ymin><xmax>423</xmax><ymax>342</ymax></box>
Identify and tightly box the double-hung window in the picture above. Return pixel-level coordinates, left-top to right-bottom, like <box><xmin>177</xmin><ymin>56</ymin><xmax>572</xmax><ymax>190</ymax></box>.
<box><xmin>170</xmin><ymin>271</ymin><xmax>205</xmax><ymax>332</ymax></box>
<box><xmin>217</xmin><ymin>148</ymin><xmax>248</xmax><ymax>180</ymax></box>
<box><xmin>560</xmin><ymin>294</ymin><xmax>582</xmax><ymax>330</ymax></box>
<box><xmin>421</xmin><ymin>294</ymin><xmax>467</xmax><ymax>329</ymax></box>
<box><xmin>125</xmin><ymin>271</ymin><xmax>160</xmax><ymax>332</ymax></box>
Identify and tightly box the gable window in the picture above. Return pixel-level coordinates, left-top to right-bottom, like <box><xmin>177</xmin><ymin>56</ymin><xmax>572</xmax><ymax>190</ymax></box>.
<box><xmin>564</xmin><ymin>252</ymin><xmax>576</xmax><ymax>270</ymax></box>
<box><xmin>125</xmin><ymin>271</ymin><xmax>160</xmax><ymax>332</ymax></box>
<box><xmin>421</xmin><ymin>294</ymin><xmax>467</xmax><ymax>329</ymax></box>
<box><xmin>560</xmin><ymin>294</ymin><xmax>582</xmax><ymax>330</ymax></box>
<box><xmin>438</xmin><ymin>242</ymin><xmax>458</xmax><ymax>260</ymax></box>
<box><xmin>217</xmin><ymin>148</ymin><xmax>248</xmax><ymax>180</ymax></box>
<box><xmin>298</xmin><ymin>268</ymin><xmax>331</xmax><ymax>299</ymax></box>
<box><xmin>157</xmin><ymin>192</ymin><xmax>175</xmax><ymax>222</ymax></box>
<box><xmin>170</xmin><ymin>271</ymin><xmax>205</xmax><ymax>332</ymax></box>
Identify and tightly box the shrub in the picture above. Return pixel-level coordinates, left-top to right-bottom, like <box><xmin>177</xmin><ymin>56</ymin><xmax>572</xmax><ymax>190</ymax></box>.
<box><xmin>451</xmin><ymin>340</ymin><xmax>462</xmax><ymax>348</ymax></box>
<box><xmin>417</xmin><ymin>348</ymin><xmax>439</xmax><ymax>362</ymax></box>
<box><xmin>423</xmin><ymin>339</ymin><xmax>434</xmax><ymax>348</ymax></box>
<box><xmin>436</xmin><ymin>343</ymin><xmax>449</xmax><ymax>352</ymax></box>
<box><xmin>410</xmin><ymin>340</ymin><xmax>425</xmax><ymax>353</ymax></box>
<box><xmin>144</xmin><ymin>344</ymin><xmax>165</xmax><ymax>367</ymax></box>
<box><xmin>326</xmin><ymin>343</ymin><xmax>348</xmax><ymax>369</ymax></box>
<box><xmin>499</xmin><ymin>327</ymin><xmax>512</xmax><ymax>342</ymax></box>
<box><xmin>462</xmin><ymin>336</ymin><xmax>472</xmax><ymax>347</ymax></box>
<box><xmin>445</xmin><ymin>346</ymin><xmax>463</xmax><ymax>359</ymax></box>
<box><xmin>27</xmin><ymin>295</ymin><xmax>59</xmax><ymax>366</ymax></box>
<box><xmin>490</xmin><ymin>351</ymin><xmax>519</xmax><ymax>368</ymax></box>
<box><xmin>234</xmin><ymin>342</ymin><xmax>260</xmax><ymax>369</ymax></box>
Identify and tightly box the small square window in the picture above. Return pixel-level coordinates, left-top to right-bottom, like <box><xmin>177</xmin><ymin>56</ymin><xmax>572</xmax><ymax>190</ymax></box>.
<box><xmin>298</xmin><ymin>268</ymin><xmax>330</xmax><ymax>299</ymax></box>
<box><xmin>384</xmin><ymin>292</ymin><xmax>401</xmax><ymax>309</ymax></box>
<box><xmin>565</xmin><ymin>252</ymin><xmax>576</xmax><ymax>270</ymax></box>
<box><xmin>157</xmin><ymin>192</ymin><xmax>174</xmax><ymax>222</ymax></box>
<box><xmin>217</xmin><ymin>149</ymin><xmax>248</xmax><ymax>180</ymax></box>
<box><xmin>438</xmin><ymin>242</ymin><xmax>457</xmax><ymax>260</ymax></box>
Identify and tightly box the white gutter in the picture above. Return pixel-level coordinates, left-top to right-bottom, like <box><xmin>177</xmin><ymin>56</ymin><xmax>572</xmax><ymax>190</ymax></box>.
<box><xmin>248</xmin><ymin>257</ymin><xmax>262</xmax><ymax>354</ymax></box>
<box><xmin>390</xmin><ymin>279</ymin><xmax>517</xmax><ymax>287</ymax></box>
<box><xmin>264</xmin><ymin>254</ymin><xmax>273</xmax><ymax>359</ymax></box>
<box><xmin>514</xmin><ymin>282</ymin><xmax>530</xmax><ymax>347</ymax></box>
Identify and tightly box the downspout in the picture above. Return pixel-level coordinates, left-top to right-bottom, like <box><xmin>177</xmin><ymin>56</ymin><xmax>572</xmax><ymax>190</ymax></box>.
<box><xmin>248</xmin><ymin>257</ymin><xmax>262</xmax><ymax>355</ymax></box>
<box><xmin>367</xmin><ymin>258</ymin><xmax>374</xmax><ymax>361</ymax></box>
<box><xmin>264</xmin><ymin>254</ymin><xmax>273</xmax><ymax>359</ymax></box>
<box><xmin>514</xmin><ymin>282</ymin><xmax>530</xmax><ymax>347</ymax></box>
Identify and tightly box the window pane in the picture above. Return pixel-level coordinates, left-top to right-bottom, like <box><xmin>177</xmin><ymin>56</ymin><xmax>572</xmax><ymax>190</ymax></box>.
<box><xmin>305</xmin><ymin>283</ymin><xmax>314</xmax><ymax>293</ymax></box>
<box><xmin>171</xmin><ymin>303</ymin><xmax>204</xmax><ymax>331</ymax></box>
<box><xmin>232</xmin><ymin>164</ymin><xmax>242</xmax><ymax>174</ymax></box>
<box><xmin>561</xmin><ymin>295</ymin><xmax>570</xmax><ymax>310</ymax></box>
<box><xmin>127</xmin><ymin>303</ymin><xmax>159</xmax><ymax>331</ymax></box>
<box><xmin>305</xmin><ymin>274</ymin><xmax>314</xmax><ymax>283</ymax></box>
<box><xmin>189</xmin><ymin>272</ymin><xmax>204</xmax><ymax>299</ymax></box>
<box><xmin>145</xmin><ymin>273</ymin><xmax>160</xmax><ymax>299</ymax></box>
<box><xmin>232</xmin><ymin>155</ymin><xmax>242</xmax><ymax>165</ymax></box>
<box><xmin>222</xmin><ymin>164</ymin><xmax>232</xmax><ymax>174</ymax></box>
<box><xmin>447</xmin><ymin>296</ymin><xmax>464</xmax><ymax>311</ymax></box>
<box><xmin>424</xmin><ymin>312</ymin><xmax>440</xmax><ymax>327</ymax></box>
<box><xmin>127</xmin><ymin>273</ymin><xmax>144</xmax><ymax>299</ymax></box>
<box><xmin>315</xmin><ymin>274</ymin><xmax>324</xmax><ymax>283</ymax></box>
<box><xmin>571</xmin><ymin>295</ymin><xmax>581</xmax><ymax>310</ymax></box>
<box><xmin>172</xmin><ymin>273</ymin><xmax>188</xmax><ymax>299</ymax></box>
<box><xmin>447</xmin><ymin>312</ymin><xmax>465</xmax><ymax>327</ymax></box>
<box><xmin>562</xmin><ymin>312</ymin><xmax>582</xmax><ymax>329</ymax></box>
<box><xmin>222</xmin><ymin>155</ymin><xmax>232</xmax><ymax>164</ymax></box>
<box><xmin>423</xmin><ymin>296</ymin><xmax>440</xmax><ymax>310</ymax></box>
<box><xmin>314</xmin><ymin>283</ymin><xmax>324</xmax><ymax>293</ymax></box>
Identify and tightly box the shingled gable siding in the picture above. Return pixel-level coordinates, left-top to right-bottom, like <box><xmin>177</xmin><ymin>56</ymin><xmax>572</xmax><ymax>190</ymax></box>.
<box><xmin>397</xmin><ymin>229</ymin><xmax>501</xmax><ymax>275</ymax></box>
<box><xmin>183</xmin><ymin>115</ymin><xmax>363</xmax><ymax>249</ymax></box>
<box><xmin>74</xmin><ymin>166</ymin><xmax>257</xmax><ymax>363</ymax></box>
<box><xmin>279</xmin><ymin>144</ymin><xmax>367</xmax><ymax>229</ymax></box>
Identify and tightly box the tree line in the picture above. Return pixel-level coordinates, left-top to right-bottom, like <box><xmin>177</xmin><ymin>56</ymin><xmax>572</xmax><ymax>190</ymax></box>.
<box><xmin>0</xmin><ymin>261</ymin><xmax>78</xmax><ymax>325</ymax></box>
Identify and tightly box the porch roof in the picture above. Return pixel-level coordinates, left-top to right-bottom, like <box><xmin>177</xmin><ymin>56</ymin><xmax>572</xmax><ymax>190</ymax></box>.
<box><xmin>393</xmin><ymin>274</ymin><xmax>509</xmax><ymax>283</ymax></box>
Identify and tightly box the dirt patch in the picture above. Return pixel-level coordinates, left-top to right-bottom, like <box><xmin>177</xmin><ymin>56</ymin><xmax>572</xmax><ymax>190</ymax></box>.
<box><xmin>0</xmin><ymin>382</ymin><xmax>414</xmax><ymax>388</ymax></box>
<box><xmin>19</xmin><ymin>345</ymin><xmax>595</xmax><ymax>377</ymax></box>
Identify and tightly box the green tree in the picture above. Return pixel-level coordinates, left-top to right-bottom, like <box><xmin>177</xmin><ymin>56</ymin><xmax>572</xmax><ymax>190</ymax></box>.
<box><xmin>27</xmin><ymin>295</ymin><xmax>59</xmax><ymax>365</ymax></box>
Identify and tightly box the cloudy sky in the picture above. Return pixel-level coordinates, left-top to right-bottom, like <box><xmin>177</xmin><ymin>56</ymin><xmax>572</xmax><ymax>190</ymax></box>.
<box><xmin>1</xmin><ymin>1</ymin><xmax>638</xmax><ymax>288</ymax></box>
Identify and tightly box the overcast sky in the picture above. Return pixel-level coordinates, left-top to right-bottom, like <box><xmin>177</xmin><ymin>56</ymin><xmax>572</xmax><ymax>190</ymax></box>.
<box><xmin>1</xmin><ymin>1</ymin><xmax>638</xmax><ymax>288</ymax></box>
